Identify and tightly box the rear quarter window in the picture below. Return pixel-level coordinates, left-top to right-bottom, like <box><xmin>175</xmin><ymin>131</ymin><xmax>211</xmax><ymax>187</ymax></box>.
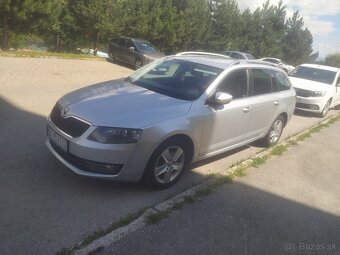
<box><xmin>272</xmin><ymin>72</ymin><xmax>291</xmax><ymax>92</ymax></box>
<box><xmin>251</xmin><ymin>69</ymin><xmax>272</xmax><ymax>96</ymax></box>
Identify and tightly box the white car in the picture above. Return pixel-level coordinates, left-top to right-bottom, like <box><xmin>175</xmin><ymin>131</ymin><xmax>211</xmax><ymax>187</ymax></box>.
<box><xmin>289</xmin><ymin>64</ymin><xmax>340</xmax><ymax>117</ymax></box>
<box><xmin>259</xmin><ymin>58</ymin><xmax>294</xmax><ymax>73</ymax></box>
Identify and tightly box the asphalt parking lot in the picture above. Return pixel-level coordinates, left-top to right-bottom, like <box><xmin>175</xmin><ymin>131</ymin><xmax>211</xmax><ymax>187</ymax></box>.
<box><xmin>0</xmin><ymin>57</ymin><xmax>339</xmax><ymax>255</ymax></box>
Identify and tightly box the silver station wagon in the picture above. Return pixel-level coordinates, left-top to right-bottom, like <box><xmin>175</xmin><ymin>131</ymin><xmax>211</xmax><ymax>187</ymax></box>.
<box><xmin>46</xmin><ymin>52</ymin><xmax>296</xmax><ymax>189</ymax></box>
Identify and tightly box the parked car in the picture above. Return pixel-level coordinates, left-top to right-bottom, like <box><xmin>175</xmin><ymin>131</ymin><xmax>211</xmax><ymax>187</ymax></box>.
<box><xmin>289</xmin><ymin>64</ymin><xmax>340</xmax><ymax>117</ymax></box>
<box><xmin>46</xmin><ymin>52</ymin><xmax>296</xmax><ymax>189</ymax></box>
<box><xmin>108</xmin><ymin>36</ymin><xmax>164</xmax><ymax>69</ymax></box>
<box><xmin>258</xmin><ymin>57</ymin><xmax>294</xmax><ymax>73</ymax></box>
<box><xmin>223</xmin><ymin>51</ymin><xmax>255</xmax><ymax>60</ymax></box>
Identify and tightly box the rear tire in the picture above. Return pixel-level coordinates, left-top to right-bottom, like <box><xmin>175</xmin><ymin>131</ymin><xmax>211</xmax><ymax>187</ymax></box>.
<box><xmin>260</xmin><ymin>115</ymin><xmax>284</xmax><ymax>147</ymax></box>
<box><xmin>108</xmin><ymin>52</ymin><xmax>114</xmax><ymax>63</ymax></box>
<box><xmin>135</xmin><ymin>59</ymin><xmax>143</xmax><ymax>70</ymax></box>
<box><xmin>144</xmin><ymin>138</ymin><xmax>191</xmax><ymax>189</ymax></box>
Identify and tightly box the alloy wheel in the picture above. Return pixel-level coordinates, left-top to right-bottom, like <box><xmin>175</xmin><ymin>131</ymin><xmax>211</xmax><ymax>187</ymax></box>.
<box><xmin>154</xmin><ymin>146</ymin><xmax>185</xmax><ymax>184</ymax></box>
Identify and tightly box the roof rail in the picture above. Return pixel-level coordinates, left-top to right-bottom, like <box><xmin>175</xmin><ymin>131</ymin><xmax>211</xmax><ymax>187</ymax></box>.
<box><xmin>176</xmin><ymin>51</ymin><xmax>231</xmax><ymax>59</ymax></box>
<box><xmin>231</xmin><ymin>60</ymin><xmax>278</xmax><ymax>68</ymax></box>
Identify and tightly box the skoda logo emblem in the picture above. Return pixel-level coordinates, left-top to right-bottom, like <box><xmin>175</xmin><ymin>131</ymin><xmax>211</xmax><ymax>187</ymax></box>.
<box><xmin>62</xmin><ymin>107</ymin><xmax>70</xmax><ymax>117</ymax></box>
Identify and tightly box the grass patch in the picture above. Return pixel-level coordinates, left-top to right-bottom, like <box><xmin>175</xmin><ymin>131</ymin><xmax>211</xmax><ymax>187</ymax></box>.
<box><xmin>0</xmin><ymin>50</ymin><xmax>104</xmax><ymax>60</ymax></box>
<box><xmin>193</xmin><ymin>186</ymin><xmax>213</xmax><ymax>198</ymax></box>
<box><xmin>146</xmin><ymin>210</ymin><xmax>171</xmax><ymax>224</ymax></box>
<box><xmin>287</xmin><ymin>139</ymin><xmax>298</xmax><ymax>146</ymax></box>
<box><xmin>230</xmin><ymin>166</ymin><xmax>247</xmax><ymax>178</ymax></box>
<box><xmin>183</xmin><ymin>196</ymin><xmax>195</xmax><ymax>204</ymax></box>
<box><xmin>250</xmin><ymin>155</ymin><xmax>269</xmax><ymax>168</ymax></box>
<box><xmin>56</xmin><ymin>207</ymin><xmax>147</xmax><ymax>255</ymax></box>
<box><xmin>271</xmin><ymin>145</ymin><xmax>288</xmax><ymax>156</ymax></box>
<box><xmin>296</xmin><ymin>132</ymin><xmax>311</xmax><ymax>141</ymax></box>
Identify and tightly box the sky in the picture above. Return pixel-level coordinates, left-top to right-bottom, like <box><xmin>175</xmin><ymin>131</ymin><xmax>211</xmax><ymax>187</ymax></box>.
<box><xmin>236</xmin><ymin>0</ymin><xmax>340</xmax><ymax>58</ymax></box>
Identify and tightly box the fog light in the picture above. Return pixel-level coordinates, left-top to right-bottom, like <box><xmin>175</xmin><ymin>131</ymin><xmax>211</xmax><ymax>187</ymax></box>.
<box><xmin>311</xmin><ymin>105</ymin><xmax>319</xmax><ymax>110</ymax></box>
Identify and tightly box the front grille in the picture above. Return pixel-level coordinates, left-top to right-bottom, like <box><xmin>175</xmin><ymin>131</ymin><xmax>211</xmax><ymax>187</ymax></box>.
<box><xmin>294</xmin><ymin>88</ymin><xmax>313</xmax><ymax>98</ymax></box>
<box><xmin>50</xmin><ymin>141</ymin><xmax>123</xmax><ymax>175</ymax></box>
<box><xmin>50</xmin><ymin>104</ymin><xmax>90</xmax><ymax>137</ymax></box>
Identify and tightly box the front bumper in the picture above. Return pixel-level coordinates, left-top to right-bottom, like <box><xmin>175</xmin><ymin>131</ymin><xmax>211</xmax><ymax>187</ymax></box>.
<box><xmin>295</xmin><ymin>96</ymin><xmax>326</xmax><ymax>113</ymax></box>
<box><xmin>46</xmin><ymin>119</ymin><xmax>150</xmax><ymax>181</ymax></box>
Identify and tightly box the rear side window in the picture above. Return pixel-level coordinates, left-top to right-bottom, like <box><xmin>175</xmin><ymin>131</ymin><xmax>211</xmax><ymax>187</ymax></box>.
<box><xmin>118</xmin><ymin>38</ymin><xmax>126</xmax><ymax>47</ymax></box>
<box><xmin>217</xmin><ymin>69</ymin><xmax>248</xmax><ymax>99</ymax></box>
<box><xmin>251</xmin><ymin>69</ymin><xmax>272</xmax><ymax>96</ymax></box>
<box><xmin>126</xmin><ymin>40</ymin><xmax>134</xmax><ymax>49</ymax></box>
<box><xmin>272</xmin><ymin>72</ymin><xmax>291</xmax><ymax>91</ymax></box>
<box><xmin>231</xmin><ymin>52</ymin><xmax>242</xmax><ymax>59</ymax></box>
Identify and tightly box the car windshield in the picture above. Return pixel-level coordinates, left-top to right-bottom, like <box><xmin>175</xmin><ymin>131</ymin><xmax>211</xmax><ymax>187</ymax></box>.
<box><xmin>128</xmin><ymin>59</ymin><xmax>223</xmax><ymax>101</ymax></box>
<box><xmin>134</xmin><ymin>41</ymin><xmax>158</xmax><ymax>52</ymax></box>
<box><xmin>289</xmin><ymin>66</ymin><xmax>336</xmax><ymax>85</ymax></box>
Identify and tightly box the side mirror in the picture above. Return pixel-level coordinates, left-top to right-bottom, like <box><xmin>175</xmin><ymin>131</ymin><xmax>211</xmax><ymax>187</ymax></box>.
<box><xmin>128</xmin><ymin>46</ymin><xmax>135</xmax><ymax>53</ymax></box>
<box><xmin>209</xmin><ymin>92</ymin><xmax>233</xmax><ymax>105</ymax></box>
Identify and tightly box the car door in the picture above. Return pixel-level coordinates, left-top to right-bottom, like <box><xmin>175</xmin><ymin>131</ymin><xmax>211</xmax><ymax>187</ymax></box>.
<box><xmin>200</xmin><ymin>69</ymin><xmax>251</xmax><ymax>156</ymax></box>
<box><xmin>245</xmin><ymin>68</ymin><xmax>280</xmax><ymax>139</ymax></box>
<box><xmin>116</xmin><ymin>38</ymin><xmax>127</xmax><ymax>62</ymax></box>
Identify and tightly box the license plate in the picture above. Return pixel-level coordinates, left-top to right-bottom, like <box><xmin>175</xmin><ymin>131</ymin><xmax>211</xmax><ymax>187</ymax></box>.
<box><xmin>48</xmin><ymin>127</ymin><xmax>68</xmax><ymax>152</ymax></box>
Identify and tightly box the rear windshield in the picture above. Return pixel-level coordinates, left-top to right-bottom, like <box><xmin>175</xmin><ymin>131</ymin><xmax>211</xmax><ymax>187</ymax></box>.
<box><xmin>245</xmin><ymin>54</ymin><xmax>255</xmax><ymax>60</ymax></box>
<box><xmin>129</xmin><ymin>59</ymin><xmax>223</xmax><ymax>100</ymax></box>
<box><xmin>289</xmin><ymin>66</ymin><xmax>336</xmax><ymax>85</ymax></box>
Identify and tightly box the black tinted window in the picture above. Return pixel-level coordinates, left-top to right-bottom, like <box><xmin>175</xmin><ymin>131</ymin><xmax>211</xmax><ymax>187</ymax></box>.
<box><xmin>118</xmin><ymin>38</ymin><xmax>126</xmax><ymax>47</ymax></box>
<box><xmin>272</xmin><ymin>72</ymin><xmax>291</xmax><ymax>92</ymax></box>
<box><xmin>252</xmin><ymin>69</ymin><xmax>272</xmax><ymax>95</ymax></box>
<box><xmin>230</xmin><ymin>52</ymin><xmax>242</xmax><ymax>59</ymax></box>
<box><xmin>217</xmin><ymin>70</ymin><xmax>248</xmax><ymax>99</ymax></box>
<box><xmin>126</xmin><ymin>40</ymin><xmax>134</xmax><ymax>49</ymax></box>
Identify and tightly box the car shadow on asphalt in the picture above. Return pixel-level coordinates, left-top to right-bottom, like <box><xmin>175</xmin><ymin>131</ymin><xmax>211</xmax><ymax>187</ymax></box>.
<box><xmin>2</xmin><ymin>96</ymin><xmax>340</xmax><ymax>255</ymax></box>
<box><xmin>106</xmin><ymin>58</ymin><xmax>135</xmax><ymax>71</ymax></box>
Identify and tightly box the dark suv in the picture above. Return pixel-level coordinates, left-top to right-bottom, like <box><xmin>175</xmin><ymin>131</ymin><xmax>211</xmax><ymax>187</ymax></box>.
<box><xmin>108</xmin><ymin>36</ymin><xmax>164</xmax><ymax>69</ymax></box>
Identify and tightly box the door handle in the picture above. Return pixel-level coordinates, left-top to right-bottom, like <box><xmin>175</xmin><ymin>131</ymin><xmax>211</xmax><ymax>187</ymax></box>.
<box><xmin>274</xmin><ymin>101</ymin><xmax>280</xmax><ymax>105</ymax></box>
<box><xmin>243</xmin><ymin>107</ymin><xmax>251</xmax><ymax>113</ymax></box>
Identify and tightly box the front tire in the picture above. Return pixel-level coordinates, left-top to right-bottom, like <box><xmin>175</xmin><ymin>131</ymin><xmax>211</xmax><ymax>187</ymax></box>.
<box><xmin>318</xmin><ymin>100</ymin><xmax>331</xmax><ymax>118</ymax></box>
<box><xmin>144</xmin><ymin>138</ymin><xmax>190</xmax><ymax>189</ymax></box>
<box><xmin>260</xmin><ymin>115</ymin><xmax>284</xmax><ymax>147</ymax></box>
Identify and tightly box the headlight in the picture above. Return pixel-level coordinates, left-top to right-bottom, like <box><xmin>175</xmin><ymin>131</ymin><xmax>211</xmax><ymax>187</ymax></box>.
<box><xmin>312</xmin><ymin>91</ymin><xmax>326</xmax><ymax>97</ymax></box>
<box><xmin>88</xmin><ymin>127</ymin><xmax>143</xmax><ymax>144</ymax></box>
<box><xmin>143</xmin><ymin>54</ymin><xmax>154</xmax><ymax>61</ymax></box>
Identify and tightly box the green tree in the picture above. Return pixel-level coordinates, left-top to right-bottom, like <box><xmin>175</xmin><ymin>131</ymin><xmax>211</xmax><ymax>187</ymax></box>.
<box><xmin>324</xmin><ymin>54</ymin><xmax>340</xmax><ymax>68</ymax></box>
<box><xmin>282</xmin><ymin>10</ymin><xmax>314</xmax><ymax>65</ymax></box>
<box><xmin>69</xmin><ymin>0</ymin><xmax>123</xmax><ymax>54</ymax></box>
<box><xmin>0</xmin><ymin>0</ymin><xmax>62</xmax><ymax>49</ymax></box>
<box><xmin>208</xmin><ymin>0</ymin><xmax>242</xmax><ymax>51</ymax></box>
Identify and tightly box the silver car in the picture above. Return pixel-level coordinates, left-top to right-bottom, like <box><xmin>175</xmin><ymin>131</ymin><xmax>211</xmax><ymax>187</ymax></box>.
<box><xmin>46</xmin><ymin>52</ymin><xmax>296</xmax><ymax>189</ymax></box>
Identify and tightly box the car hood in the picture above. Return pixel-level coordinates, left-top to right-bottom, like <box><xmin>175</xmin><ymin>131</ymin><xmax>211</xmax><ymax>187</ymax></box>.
<box><xmin>289</xmin><ymin>77</ymin><xmax>331</xmax><ymax>91</ymax></box>
<box><xmin>57</xmin><ymin>79</ymin><xmax>192</xmax><ymax>128</ymax></box>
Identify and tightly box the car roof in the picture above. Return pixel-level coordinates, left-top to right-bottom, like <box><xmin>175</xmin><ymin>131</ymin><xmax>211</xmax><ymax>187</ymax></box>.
<box><xmin>168</xmin><ymin>53</ymin><xmax>283</xmax><ymax>71</ymax></box>
<box><xmin>299</xmin><ymin>64</ymin><xmax>339</xmax><ymax>72</ymax></box>
<box><xmin>261</xmin><ymin>57</ymin><xmax>281</xmax><ymax>61</ymax></box>
<box><xmin>118</xmin><ymin>36</ymin><xmax>149</xmax><ymax>43</ymax></box>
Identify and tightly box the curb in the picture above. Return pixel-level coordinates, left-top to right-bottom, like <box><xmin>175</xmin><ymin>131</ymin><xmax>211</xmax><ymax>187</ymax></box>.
<box><xmin>72</xmin><ymin>112</ymin><xmax>340</xmax><ymax>255</ymax></box>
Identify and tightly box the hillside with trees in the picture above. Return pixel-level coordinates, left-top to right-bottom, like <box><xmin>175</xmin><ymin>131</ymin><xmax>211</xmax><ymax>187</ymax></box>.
<box><xmin>0</xmin><ymin>0</ymin><xmax>318</xmax><ymax>65</ymax></box>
